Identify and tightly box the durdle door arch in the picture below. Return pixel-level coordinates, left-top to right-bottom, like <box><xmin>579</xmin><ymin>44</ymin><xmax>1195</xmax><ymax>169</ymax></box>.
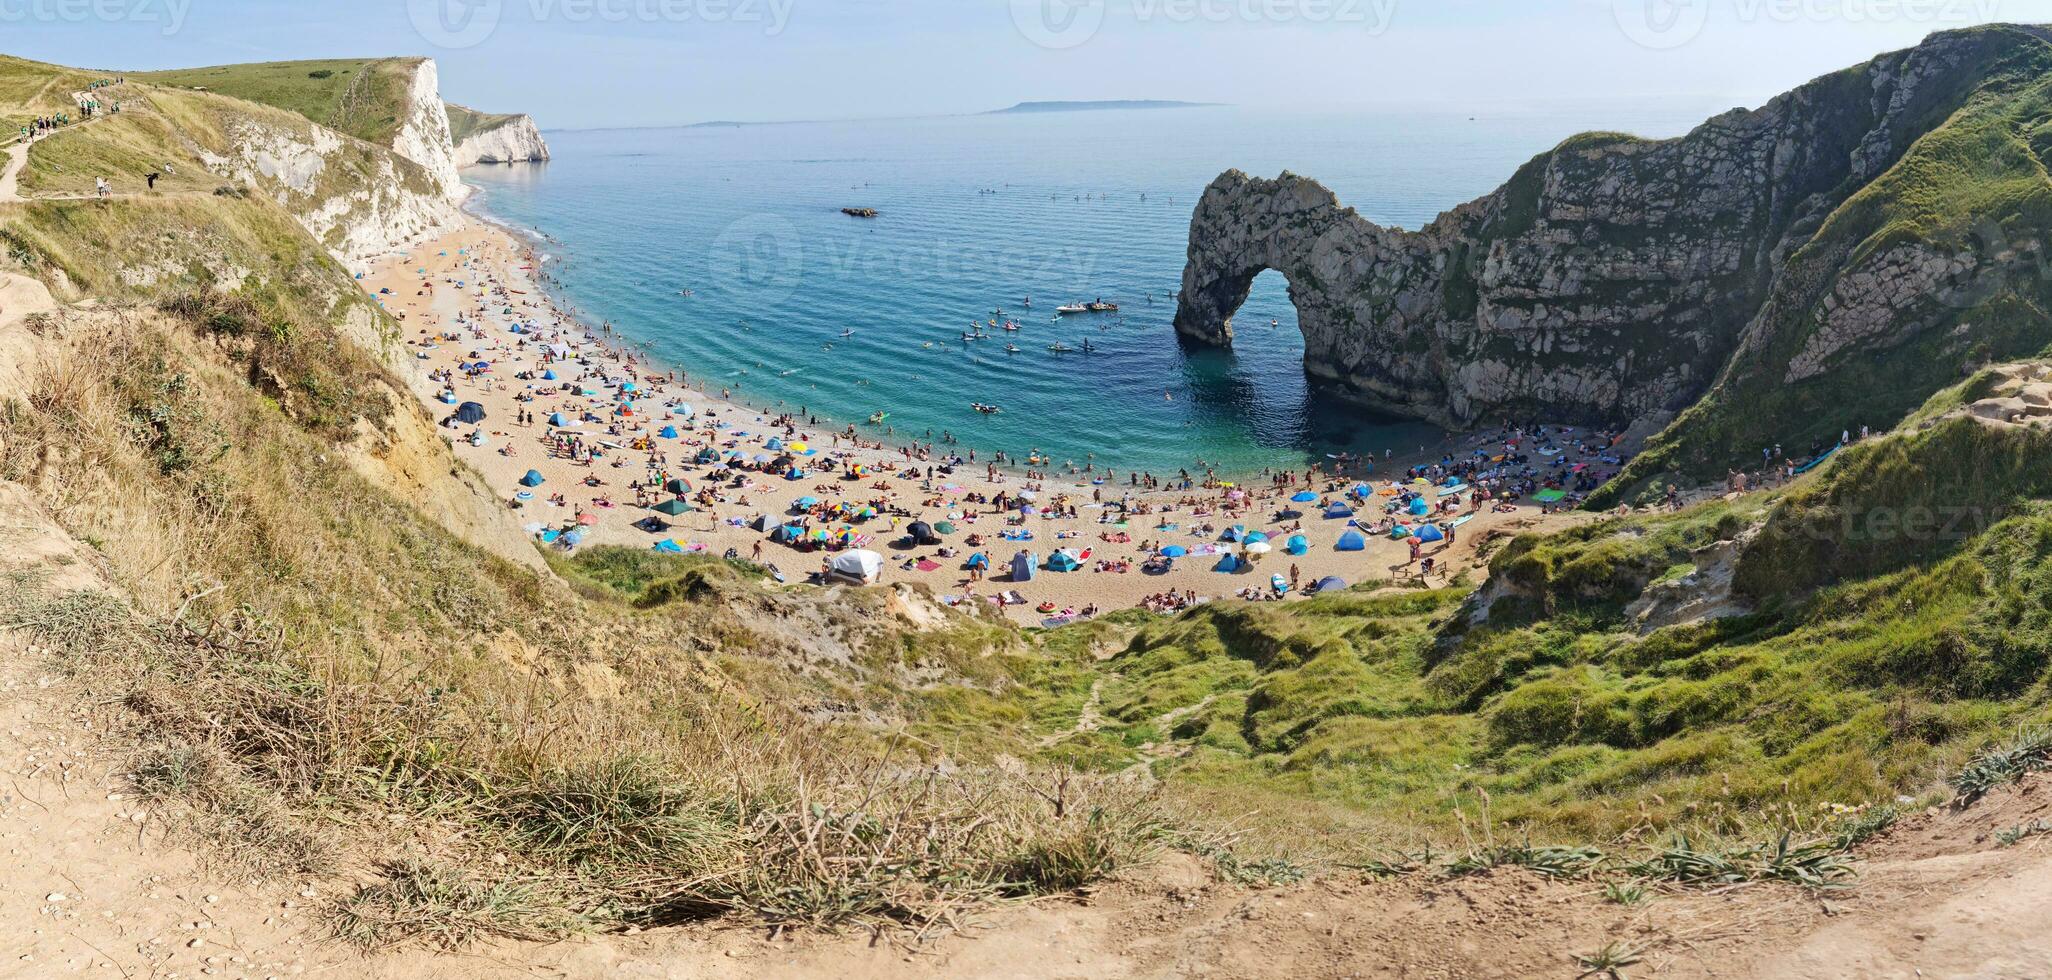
<box><xmin>1170</xmin><ymin>169</ymin><xmax>1468</xmax><ymax>426</ymax></box>
<box><xmin>1167</xmin><ymin>164</ymin><xmax>1763</xmax><ymax>432</ymax></box>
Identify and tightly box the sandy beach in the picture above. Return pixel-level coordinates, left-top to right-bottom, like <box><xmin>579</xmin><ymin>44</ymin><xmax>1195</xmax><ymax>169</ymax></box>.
<box><xmin>355</xmin><ymin>213</ymin><xmax>1614</xmax><ymax>623</ymax></box>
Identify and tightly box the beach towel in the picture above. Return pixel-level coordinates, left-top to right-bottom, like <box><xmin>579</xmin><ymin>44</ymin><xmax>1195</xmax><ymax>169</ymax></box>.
<box><xmin>915</xmin><ymin>559</ymin><xmax>942</xmax><ymax>571</ymax></box>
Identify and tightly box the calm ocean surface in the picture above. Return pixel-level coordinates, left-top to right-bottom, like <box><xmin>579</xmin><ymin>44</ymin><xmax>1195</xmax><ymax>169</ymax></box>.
<box><xmin>464</xmin><ymin>103</ymin><xmax>1717</xmax><ymax>476</ymax></box>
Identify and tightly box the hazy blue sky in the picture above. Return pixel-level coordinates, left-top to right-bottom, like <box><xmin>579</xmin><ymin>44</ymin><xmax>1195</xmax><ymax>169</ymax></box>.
<box><xmin>6</xmin><ymin>0</ymin><xmax>2044</xmax><ymax>127</ymax></box>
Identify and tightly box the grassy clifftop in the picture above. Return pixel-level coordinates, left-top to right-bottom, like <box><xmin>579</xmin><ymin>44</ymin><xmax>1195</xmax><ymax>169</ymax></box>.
<box><xmin>445</xmin><ymin>101</ymin><xmax>521</xmax><ymax>144</ymax></box>
<box><xmin>135</xmin><ymin>58</ymin><xmax>424</xmax><ymax>147</ymax></box>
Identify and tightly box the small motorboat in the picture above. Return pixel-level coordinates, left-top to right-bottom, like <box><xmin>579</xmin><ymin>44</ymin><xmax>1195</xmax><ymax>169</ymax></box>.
<box><xmin>1047</xmin><ymin>342</ymin><xmax>1075</xmax><ymax>353</ymax></box>
<box><xmin>1055</xmin><ymin>304</ymin><xmax>1088</xmax><ymax>315</ymax></box>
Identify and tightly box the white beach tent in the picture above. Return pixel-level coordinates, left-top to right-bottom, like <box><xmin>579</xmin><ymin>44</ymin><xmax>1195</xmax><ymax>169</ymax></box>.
<box><xmin>827</xmin><ymin>549</ymin><xmax>884</xmax><ymax>585</ymax></box>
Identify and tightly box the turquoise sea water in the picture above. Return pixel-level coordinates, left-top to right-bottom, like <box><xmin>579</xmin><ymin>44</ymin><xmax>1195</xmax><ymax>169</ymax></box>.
<box><xmin>464</xmin><ymin>103</ymin><xmax>1715</xmax><ymax>477</ymax></box>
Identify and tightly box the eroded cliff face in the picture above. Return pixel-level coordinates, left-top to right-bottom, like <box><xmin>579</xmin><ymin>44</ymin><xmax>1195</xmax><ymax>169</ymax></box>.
<box><xmin>194</xmin><ymin>108</ymin><xmax>464</xmax><ymax>265</ymax></box>
<box><xmin>388</xmin><ymin>59</ymin><xmax>468</xmax><ymax>203</ymax></box>
<box><xmin>451</xmin><ymin>111</ymin><xmax>550</xmax><ymax>165</ymax></box>
<box><xmin>1175</xmin><ymin>26</ymin><xmax>2052</xmax><ymax>435</ymax></box>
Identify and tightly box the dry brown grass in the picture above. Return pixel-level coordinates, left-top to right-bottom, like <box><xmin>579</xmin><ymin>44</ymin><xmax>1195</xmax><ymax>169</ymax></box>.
<box><xmin>0</xmin><ymin>302</ymin><xmax>1177</xmax><ymax>948</ymax></box>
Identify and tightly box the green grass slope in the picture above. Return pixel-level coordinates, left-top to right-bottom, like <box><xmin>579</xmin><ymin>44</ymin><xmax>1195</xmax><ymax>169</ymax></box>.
<box><xmin>445</xmin><ymin>102</ymin><xmax>519</xmax><ymax>144</ymax></box>
<box><xmin>904</xmin><ymin>396</ymin><xmax>2052</xmax><ymax>859</ymax></box>
<box><xmin>134</xmin><ymin>58</ymin><xmax>421</xmax><ymax>146</ymax></box>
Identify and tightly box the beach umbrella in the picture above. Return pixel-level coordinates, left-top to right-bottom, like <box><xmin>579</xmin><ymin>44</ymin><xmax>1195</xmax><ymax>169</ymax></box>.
<box><xmin>664</xmin><ymin>478</ymin><xmax>692</xmax><ymax>494</ymax></box>
<box><xmin>519</xmin><ymin>469</ymin><xmax>545</xmax><ymax>487</ymax></box>
<box><xmin>1291</xmin><ymin>491</ymin><xmax>1318</xmax><ymax>503</ymax></box>
<box><xmin>1285</xmin><ymin>534</ymin><xmax>1310</xmax><ymax>555</ymax></box>
<box><xmin>1160</xmin><ymin>545</ymin><xmax>1188</xmax><ymax>558</ymax></box>
<box><xmin>577</xmin><ymin>512</ymin><xmax>600</xmax><ymax>526</ymax></box>
<box><xmin>796</xmin><ymin>496</ymin><xmax>820</xmax><ymax>508</ymax></box>
<box><xmin>1315</xmin><ymin>575</ymin><xmax>1347</xmax><ymax>593</ymax></box>
<box><xmin>560</xmin><ymin>528</ymin><xmax>587</xmax><ymax>548</ymax></box>
<box><xmin>933</xmin><ymin>521</ymin><xmax>957</xmax><ymax>535</ymax></box>
<box><xmin>521</xmin><ymin>522</ymin><xmax>547</xmax><ymax>534</ymax></box>
<box><xmin>1021</xmin><ymin>505</ymin><xmax>1040</xmax><ymax>516</ymax></box>
<box><xmin>653</xmin><ymin>499</ymin><xmax>693</xmax><ymax>516</ymax></box>
<box><xmin>1245</xmin><ymin>541</ymin><xmax>1273</xmax><ymax>555</ymax></box>
<box><xmin>787</xmin><ymin>441</ymin><xmax>807</xmax><ymax>452</ymax></box>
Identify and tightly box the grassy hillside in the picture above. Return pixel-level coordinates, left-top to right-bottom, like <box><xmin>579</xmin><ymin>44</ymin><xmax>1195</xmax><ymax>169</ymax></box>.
<box><xmin>894</xmin><ymin>400</ymin><xmax>2052</xmax><ymax>858</ymax></box>
<box><xmin>1599</xmin><ymin>25</ymin><xmax>2052</xmax><ymax>503</ymax></box>
<box><xmin>134</xmin><ymin>58</ymin><xmax>421</xmax><ymax>146</ymax></box>
<box><xmin>445</xmin><ymin>101</ymin><xmax>519</xmax><ymax>144</ymax></box>
<box><xmin>0</xmin><ymin>55</ymin><xmax>97</xmax><ymax>132</ymax></box>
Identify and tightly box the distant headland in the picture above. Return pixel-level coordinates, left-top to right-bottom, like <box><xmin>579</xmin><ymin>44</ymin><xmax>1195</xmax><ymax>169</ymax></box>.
<box><xmin>983</xmin><ymin>100</ymin><xmax>1222</xmax><ymax>114</ymax></box>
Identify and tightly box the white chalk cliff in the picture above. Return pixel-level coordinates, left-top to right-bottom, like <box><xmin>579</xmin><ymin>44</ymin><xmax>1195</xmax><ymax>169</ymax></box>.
<box><xmin>449</xmin><ymin>107</ymin><xmax>550</xmax><ymax>165</ymax></box>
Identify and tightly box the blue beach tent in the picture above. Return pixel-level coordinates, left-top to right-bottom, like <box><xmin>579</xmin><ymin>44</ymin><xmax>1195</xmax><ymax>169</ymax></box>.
<box><xmin>1160</xmin><ymin>545</ymin><xmax>1188</xmax><ymax>558</ymax></box>
<box><xmin>658</xmin><ymin>425</ymin><xmax>679</xmax><ymax>439</ymax></box>
<box><xmin>965</xmin><ymin>552</ymin><xmax>989</xmax><ymax>570</ymax></box>
<box><xmin>1335</xmin><ymin>530</ymin><xmax>1367</xmax><ymax>552</ymax></box>
<box><xmin>547</xmin><ymin>412</ymin><xmax>571</xmax><ymax>427</ymax></box>
<box><xmin>1408</xmin><ymin>497</ymin><xmax>1431</xmax><ymax>517</ymax></box>
<box><xmin>1285</xmin><ymin>534</ymin><xmax>1310</xmax><ymax>555</ymax></box>
<box><xmin>519</xmin><ymin>469</ymin><xmax>546</xmax><ymax>487</ymax></box>
<box><xmin>454</xmin><ymin>401</ymin><xmax>486</xmax><ymax>424</ymax></box>
<box><xmin>1046</xmin><ymin>550</ymin><xmax>1081</xmax><ymax>572</ymax></box>
<box><xmin>1324</xmin><ymin>502</ymin><xmax>1354</xmax><ymax>519</ymax></box>
<box><xmin>1314</xmin><ymin>575</ymin><xmax>1347</xmax><ymax>594</ymax></box>
<box><xmin>1213</xmin><ymin>553</ymin><xmax>1244</xmax><ymax>573</ymax></box>
<box><xmin>1415</xmin><ymin>524</ymin><xmax>1445</xmax><ymax>542</ymax></box>
<box><xmin>1010</xmin><ymin>552</ymin><xmax>1038</xmax><ymax>582</ymax></box>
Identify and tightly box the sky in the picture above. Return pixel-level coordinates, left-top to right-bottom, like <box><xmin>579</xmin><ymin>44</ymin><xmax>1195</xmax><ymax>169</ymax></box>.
<box><xmin>4</xmin><ymin>0</ymin><xmax>2047</xmax><ymax>128</ymax></box>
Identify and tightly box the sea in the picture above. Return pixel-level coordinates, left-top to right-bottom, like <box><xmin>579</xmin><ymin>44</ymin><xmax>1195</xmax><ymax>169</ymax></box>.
<box><xmin>463</xmin><ymin>101</ymin><xmax>1723</xmax><ymax>478</ymax></box>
